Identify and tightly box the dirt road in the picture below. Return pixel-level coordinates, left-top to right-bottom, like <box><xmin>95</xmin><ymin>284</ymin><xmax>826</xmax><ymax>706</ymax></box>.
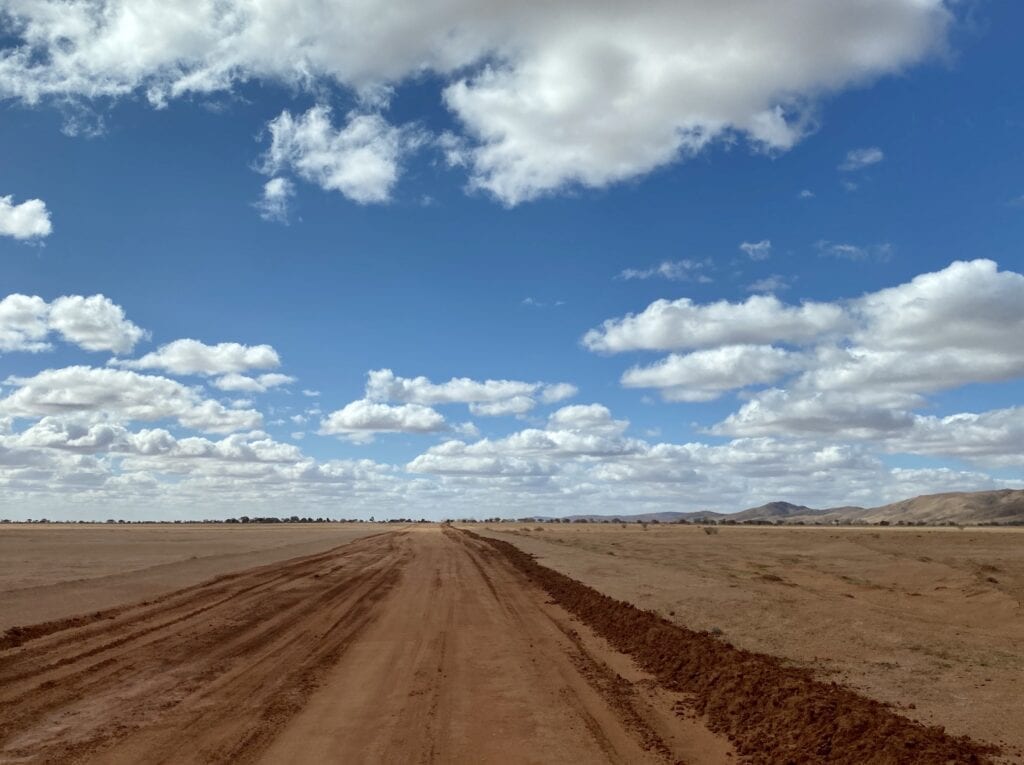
<box><xmin>0</xmin><ymin>527</ymin><xmax>734</xmax><ymax>764</ymax></box>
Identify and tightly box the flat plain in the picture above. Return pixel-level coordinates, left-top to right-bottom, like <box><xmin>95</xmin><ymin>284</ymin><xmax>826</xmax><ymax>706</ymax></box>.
<box><xmin>473</xmin><ymin>523</ymin><xmax>1024</xmax><ymax>760</ymax></box>
<box><xmin>0</xmin><ymin>522</ymin><xmax>1020</xmax><ymax>763</ymax></box>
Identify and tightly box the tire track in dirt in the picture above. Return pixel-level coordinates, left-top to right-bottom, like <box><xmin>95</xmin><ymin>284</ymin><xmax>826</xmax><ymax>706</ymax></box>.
<box><xmin>462</xmin><ymin>527</ymin><xmax>1001</xmax><ymax>764</ymax></box>
<box><xmin>0</xmin><ymin>532</ymin><xmax>410</xmax><ymax>763</ymax></box>
<box><xmin>258</xmin><ymin>525</ymin><xmax>732</xmax><ymax>764</ymax></box>
<box><xmin>1</xmin><ymin>525</ymin><xmax>750</xmax><ymax>763</ymax></box>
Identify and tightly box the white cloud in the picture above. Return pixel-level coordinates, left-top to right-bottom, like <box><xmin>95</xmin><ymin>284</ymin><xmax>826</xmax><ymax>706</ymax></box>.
<box><xmin>713</xmin><ymin>388</ymin><xmax>921</xmax><ymax>439</ymax></box>
<box><xmin>0</xmin><ymin>295</ymin><xmax>50</xmax><ymax>352</ymax></box>
<box><xmin>547</xmin><ymin>404</ymin><xmax>629</xmax><ymax>437</ymax></box>
<box><xmin>468</xmin><ymin>396</ymin><xmax>536</xmax><ymax>417</ymax></box>
<box><xmin>112</xmin><ymin>338</ymin><xmax>280</xmax><ymax>376</ymax></box>
<box><xmin>0</xmin><ymin>1</ymin><xmax>950</xmax><ymax>205</ymax></box>
<box><xmin>746</xmin><ymin>275</ymin><xmax>790</xmax><ymax>293</ymax></box>
<box><xmin>48</xmin><ymin>295</ymin><xmax>149</xmax><ymax>353</ymax></box>
<box><xmin>7</xmin><ymin>418</ymin><xmax>301</xmax><ymax>462</ymax></box>
<box><xmin>739</xmin><ymin>240</ymin><xmax>772</xmax><ymax>261</ymax></box>
<box><xmin>453</xmin><ymin>421</ymin><xmax>480</xmax><ymax>439</ymax></box>
<box><xmin>407</xmin><ymin>403</ymin><xmax>638</xmax><ymax>477</ymax></box>
<box><xmin>619</xmin><ymin>259</ymin><xmax>711</xmax><ymax>282</ymax></box>
<box><xmin>583</xmin><ymin>294</ymin><xmax>847</xmax><ymax>353</ymax></box>
<box><xmin>262</xmin><ymin>106</ymin><xmax>420</xmax><ymax>204</ymax></box>
<box><xmin>362</xmin><ymin>368</ymin><xmax>576</xmax><ymax>416</ymax></box>
<box><xmin>213</xmin><ymin>372</ymin><xmax>296</xmax><ymax>393</ymax></box>
<box><xmin>798</xmin><ymin>189</ymin><xmax>815</xmax><ymax>199</ymax></box>
<box><xmin>890</xmin><ymin>407</ymin><xmax>1024</xmax><ymax>467</ymax></box>
<box><xmin>0</xmin><ymin>293</ymin><xmax>147</xmax><ymax>354</ymax></box>
<box><xmin>0</xmin><ymin>366</ymin><xmax>261</xmax><ymax>433</ymax></box>
<box><xmin>0</xmin><ymin>195</ymin><xmax>52</xmax><ymax>239</ymax></box>
<box><xmin>1</xmin><ymin>392</ymin><xmax>1019</xmax><ymax>519</ymax></box>
<box><xmin>539</xmin><ymin>382</ymin><xmax>578</xmax><ymax>404</ymax></box>
<box><xmin>257</xmin><ymin>177</ymin><xmax>295</xmax><ymax>222</ymax></box>
<box><xmin>403</xmin><ymin>400</ymin><xmax>1015</xmax><ymax>514</ymax></box>
<box><xmin>700</xmin><ymin>260</ymin><xmax>1024</xmax><ymax>456</ymax></box>
<box><xmin>319</xmin><ymin>399</ymin><xmax>447</xmax><ymax>442</ymax></box>
<box><xmin>622</xmin><ymin>345</ymin><xmax>802</xmax><ymax>402</ymax></box>
<box><xmin>584</xmin><ymin>258</ymin><xmax>1024</xmax><ymax>472</ymax></box>
<box><xmin>839</xmin><ymin>146</ymin><xmax>884</xmax><ymax>171</ymax></box>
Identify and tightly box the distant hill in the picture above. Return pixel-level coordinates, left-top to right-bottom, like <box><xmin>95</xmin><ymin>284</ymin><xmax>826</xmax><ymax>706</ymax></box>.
<box><xmin>729</xmin><ymin>501</ymin><xmax>823</xmax><ymax>521</ymax></box>
<box><xmin>856</xmin><ymin>489</ymin><xmax>1024</xmax><ymax>524</ymax></box>
<box><xmin>540</xmin><ymin>489</ymin><xmax>1024</xmax><ymax>525</ymax></box>
<box><xmin>548</xmin><ymin>510</ymin><xmax>726</xmax><ymax>524</ymax></box>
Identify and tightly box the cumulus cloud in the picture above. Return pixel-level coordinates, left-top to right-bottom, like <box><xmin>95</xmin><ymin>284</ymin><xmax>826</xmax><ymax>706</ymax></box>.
<box><xmin>407</xmin><ymin>403</ymin><xmax>638</xmax><ymax>477</ymax></box>
<box><xmin>692</xmin><ymin>260</ymin><xmax>1024</xmax><ymax>453</ymax></box>
<box><xmin>1</xmin><ymin>393</ymin><xmax>1018</xmax><ymax>519</ymax></box>
<box><xmin>213</xmin><ymin>372</ymin><xmax>296</xmax><ymax>393</ymax></box>
<box><xmin>319</xmin><ymin>399</ymin><xmax>447</xmax><ymax>442</ymax></box>
<box><xmin>622</xmin><ymin>345</ymin><xmax>803</xmax><ymax>402</ymax></box>
<box><xmin>404</xmin><ymin>399</ymin><xmax>1011</xmax><ymax>513</ymax></box>
<box><xmin>839</xmin><ymin>146</ymin><xmax>884</xmax><ymax>171</ymax></box>
<box><xmin>713</xmin><ymin>388</ymin><xmax>921</xmax><ymax>440</ymax></box>
<box><xmin>0</xmin><ymin>195</ymin><xmax>52</xmax><ymax>240</ymax></box>
<box><xmin>0</xmin><ymin>294</ymin><xmax>147</xmax><ymax>354</ymax></box>
<box><xmin>539</xmin><ymin>382</ymin><xmax>579</xmax><ymax>404</ymax></box>
<box><xmin>112</xmin><ymin>339</ymin><xmax>280</xmax><ymax>376</ymax></box>
<box><xmin>0</xmin><ymin>1</ymin><xmax>951</xmax><ymax>205</ymax></box>
<box><xmin>48</xmin><ymin>295</ymin><xmax>149</xmax><ymax>353</ymax></box>
<box><xmin>739</xmin><ymin>240</ymin><xmax>772</xmax><ymax>261</ymax></box>
<box><xmin>7</xmin><ymin>418</ymin><xmax>302</xmax><ymax>462</ymax></box>
<box><xmin>362</xmin><ymin>368</ymin><xmax>576</xmax><ymax>416</ymax></box>
<box><xmin>583</xmin><ymin>294</ymin><xmax>847</xmax><ymax>353</ymax></box>
<box><xmin>889</xmin><ymin>407</ymin><xmax>1024</xmax><ymax>467</ymax></box>
<box><xmin>588</xmin><ymin>258</ymin><xmax>1024</xmax><ymax>466</ymax></box>
<box><xmin>468</xmin><ymin>396</ymin><xmax>536</xmax><ymax>417</ymax></box>
<box><xmin>256</xmin><ymin>177</ymin><xmax>295</xmax><ymax>222</ymax></box>
<box><xmin>0</xmin><ymin>366</ymin><xmax>262</xmax><ymax>433</ymax></box>
<box><xmin>261</xmin><ymin>106</ymin><xmax>421</xmax><ymax>204</ymax></box>
<box><xmin>0</xmin><ymin>295</ymin><xmax>50</xmax><ymax>353</ymax></box>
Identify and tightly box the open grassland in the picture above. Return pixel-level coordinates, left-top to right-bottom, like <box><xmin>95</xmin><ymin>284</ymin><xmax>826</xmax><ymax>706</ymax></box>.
<box><xmin>470</xmin><ymin>523</ymin><xmax>1024</xmax><ymax>761</ymax></box>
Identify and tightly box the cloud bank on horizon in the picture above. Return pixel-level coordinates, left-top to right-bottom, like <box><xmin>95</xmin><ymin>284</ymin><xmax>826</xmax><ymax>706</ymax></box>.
<box><xmin>3</xmin><ymin>260</ymin><xmax>1024</xmax><ymax>519</ymax></box>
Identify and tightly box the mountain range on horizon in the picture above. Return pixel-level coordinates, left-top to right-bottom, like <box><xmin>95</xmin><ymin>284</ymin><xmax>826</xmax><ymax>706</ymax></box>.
<box><xmin>545</xmin><ymin>489</ymin><xmax>1024</xmax><ymax>526</ymax></box>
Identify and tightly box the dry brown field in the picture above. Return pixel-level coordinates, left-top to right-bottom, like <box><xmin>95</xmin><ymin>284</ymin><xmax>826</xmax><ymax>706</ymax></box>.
<box><xmin>473</xmin><ymin>522</ymin><xmax>1024</xmax><ymax>762</ymax></box>
<box><xmin>0</xmin><ymin>523</ymin><xmax>383</xmax><ymax>631</ymax></box>
<box><xmin>0</xmin><ymin>521</ymin><xmax>1019</xmax><ymax>763</ymax></box>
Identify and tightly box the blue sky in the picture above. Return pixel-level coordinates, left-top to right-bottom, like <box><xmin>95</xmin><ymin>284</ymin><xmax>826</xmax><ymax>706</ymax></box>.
<box><xmin>1</xmin><ymin>0</ymin><xmax>1023</xmax><ymax>519</ymax></box>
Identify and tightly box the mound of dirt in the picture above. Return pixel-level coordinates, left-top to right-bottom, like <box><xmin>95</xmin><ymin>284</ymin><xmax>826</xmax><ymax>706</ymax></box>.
<box><xmin>464</xmin><ymin>528</ymin><xmax>999</xmax><ymax>764</ymax></box>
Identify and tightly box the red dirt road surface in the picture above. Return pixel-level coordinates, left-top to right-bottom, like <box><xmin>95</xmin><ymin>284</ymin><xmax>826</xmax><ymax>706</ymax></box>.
<box><xmin>0</xmin><ymin>526</ymin><xmax>999</xmax><ymax>764</ymax></box>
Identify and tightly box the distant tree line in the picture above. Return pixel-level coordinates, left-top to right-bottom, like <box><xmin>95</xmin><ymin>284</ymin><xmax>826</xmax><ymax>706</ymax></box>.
<box><xmin>440</xmin><ymin>516</ymin><xmax>1023</xmax><ymax>528</ymax></box>
<box><xmin>2</xmin><ymin>516</ymin><xmax>1021</xmax><ymax>527</ymax></box>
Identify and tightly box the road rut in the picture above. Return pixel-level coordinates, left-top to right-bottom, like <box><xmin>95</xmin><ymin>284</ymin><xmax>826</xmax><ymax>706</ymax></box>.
<box><xmin>0</xmin><ymin>526</ymin><xmax>731</xmax><ymax>764</ymax></box>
